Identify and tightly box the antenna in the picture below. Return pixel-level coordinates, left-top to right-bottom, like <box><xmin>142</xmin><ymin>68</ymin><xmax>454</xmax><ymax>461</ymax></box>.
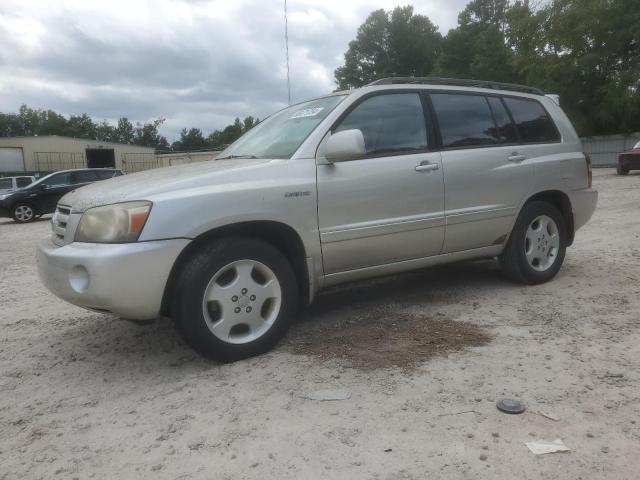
<box><xmin>284</xmin><ymin>0</ymin><xmax>291</xmax><ymax>105</ymax></box>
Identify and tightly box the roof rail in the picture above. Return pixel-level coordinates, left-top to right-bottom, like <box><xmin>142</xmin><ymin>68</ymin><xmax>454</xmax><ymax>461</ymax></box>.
<box><xmin>367</xmin><ymin>77</ymin><xmax>544</xmax><ymax>95</ymax></box>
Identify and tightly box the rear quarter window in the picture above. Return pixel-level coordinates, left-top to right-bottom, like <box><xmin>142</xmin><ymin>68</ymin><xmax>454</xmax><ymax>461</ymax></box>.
<box><xmin>503</xmin><ymin>97</ymin><xmax>560</xmax><ymax>143</ymax></box>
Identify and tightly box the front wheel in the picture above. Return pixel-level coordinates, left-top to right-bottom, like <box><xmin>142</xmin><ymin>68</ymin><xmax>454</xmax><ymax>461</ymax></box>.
<box><xmin>171</xmin><ymin>237</ymin><xmax>299</xmax><ymax>361</ymax></box>
<box><xmin>12</xmin><ymin>204</ymin><xmax>36</xmax><ymax>223</ymax></box>
<box><xmin>617</xmin><ymin>162</ymin><xmax>629</xmax><ymax>175</ymax></box>
<box><xmin>499</xmin><ymin>201</ymin><xmax>567</xmax><ymax>284</ymax></box>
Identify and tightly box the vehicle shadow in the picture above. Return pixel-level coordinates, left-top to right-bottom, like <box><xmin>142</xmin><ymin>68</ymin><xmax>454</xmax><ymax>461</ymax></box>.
<box><xmin>0</xmin><ymin>216</ymin><xmax>51</xmax><ymax>226</ymax></box>
<box><xmin>302</xmin><ymin>259</ymin><xmax>505</xmax><ymax>320</ymax></box>
<box><xmin>43</xmin><ymin>259</ymin><xmax>508</xmax><ymax>373</ymax></box>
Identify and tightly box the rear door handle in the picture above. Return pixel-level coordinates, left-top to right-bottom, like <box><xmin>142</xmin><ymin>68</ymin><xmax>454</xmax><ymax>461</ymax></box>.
<box><xmin>508</xmin><ymin>152</ymin><xmax>527</xmax><ymax>162</ymax></box>
<box><xmin>415</xmin><ymin>161</ymin><xmax>440</xmax><ymax>172</ymax></box>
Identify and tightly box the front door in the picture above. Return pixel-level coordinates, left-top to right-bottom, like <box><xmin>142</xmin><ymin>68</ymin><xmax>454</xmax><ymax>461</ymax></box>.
<box><xmin>316</xmin><ymin>92</ymin><xmax>445</xmax><ymax>274</ymax></box>
<box><xmin>39</xmin><ymin>172</ymin><xmax>74</xmax><ymax>213</ymax></box>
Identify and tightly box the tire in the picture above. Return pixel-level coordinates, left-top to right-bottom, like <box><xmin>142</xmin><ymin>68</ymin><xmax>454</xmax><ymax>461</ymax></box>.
<box><xmin>499</xmin><ymin>201</ymin><xmax>567</xmax><ymax>285</ymax></box>
<box><xmin>617</xmin><ymin>162</ymin><xmax>629</xmax><ymax>175</ymax></box>
<box><xmin>171</xmin><ymin>237</ymin><xmax>299</xmax><ymax>362</ymax></box>
<box><xmin>11</xmin><ymin>203</ymin><xmax>36</xmax><ymax>223</ymax></box>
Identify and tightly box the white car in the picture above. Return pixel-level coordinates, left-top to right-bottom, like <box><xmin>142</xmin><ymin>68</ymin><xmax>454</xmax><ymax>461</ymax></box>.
<box><xmin>0</xmin><ymin>175</ymin><xmax>35</xmax><ymax>194</ymax></box>
<box><xmin>37</xmin><ymin>78</ymin><xmax>598</xmax><ymax>361</ymax></box>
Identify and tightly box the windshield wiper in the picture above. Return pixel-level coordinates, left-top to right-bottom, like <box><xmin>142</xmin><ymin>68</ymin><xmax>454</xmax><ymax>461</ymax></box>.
<box><xmin>216</xmin><ymin>154</ymin><xmax>258</xmax><ymax>160</ymax></box>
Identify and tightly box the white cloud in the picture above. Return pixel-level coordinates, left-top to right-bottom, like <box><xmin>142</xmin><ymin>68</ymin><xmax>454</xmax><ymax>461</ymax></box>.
<box><xmin>0</xmin><ymin>0</ymin><xmax>469</xmax><ymax>140</ymax></box>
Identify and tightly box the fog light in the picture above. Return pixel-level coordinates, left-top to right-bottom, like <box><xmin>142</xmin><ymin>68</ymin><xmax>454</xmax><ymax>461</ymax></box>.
<box><xmin>69</xmin><ymin>265</ymin><xmax>90</xmax><ymax>293</ymax></box>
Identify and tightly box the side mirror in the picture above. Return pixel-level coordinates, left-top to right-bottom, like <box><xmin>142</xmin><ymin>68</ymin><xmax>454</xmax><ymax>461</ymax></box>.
<box><xmin>325</xmin><ymin>129</ymin><xmax>365</xmax><ymax>162</ymax></box>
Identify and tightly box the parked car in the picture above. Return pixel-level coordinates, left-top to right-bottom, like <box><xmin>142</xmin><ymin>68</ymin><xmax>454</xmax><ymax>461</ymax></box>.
<box><xmin>617</xmin><ymin>140</ymin><xmax>640</xmax><ymax>175</ymax></box>
<box><xmin>37</xmin><ymin>78</ymin><xmax>597</xmax><ymax>361</ymax></box>
<box><xmin>0</xmin><ymin>175</ymin><xmax>35</xmax><ymax>194</ymax></box>
<box><xmin>0</xmin><ymin>168</ymin><xmax>122</xmax><ymax>223</ymax></box>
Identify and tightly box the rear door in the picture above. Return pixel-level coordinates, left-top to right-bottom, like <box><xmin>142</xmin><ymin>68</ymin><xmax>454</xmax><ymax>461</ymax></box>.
<box><xmin>430</xmin><ymin>92</ymin><xmax>535</xmax><ymax>253</ymax></box>
<box><xmin>316</xmin><ymin>91</ymin><xmax>445</xmax><ymax>274</ymax></box>
<box><xmin>70</xmin><ymin>170</ymin><xmax>100</xmax><ymax>187</ymax></box>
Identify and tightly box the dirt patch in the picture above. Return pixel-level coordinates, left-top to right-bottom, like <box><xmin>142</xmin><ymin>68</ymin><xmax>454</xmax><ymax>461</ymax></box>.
<box><xmin>288</xmin><ymin>310</ymin><xmax>491</xmax><ymax>370</ymax></box>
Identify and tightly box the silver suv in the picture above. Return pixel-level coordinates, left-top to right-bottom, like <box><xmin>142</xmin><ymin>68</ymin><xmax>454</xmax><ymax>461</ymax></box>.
<box><xmin>37</xmin><ymin>78</ymin><xmax>598</xmax><ymax>361</ymax></box>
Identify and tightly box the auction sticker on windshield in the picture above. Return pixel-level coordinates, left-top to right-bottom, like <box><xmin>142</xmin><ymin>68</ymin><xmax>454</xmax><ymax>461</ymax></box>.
<box><xmin>290</xmin><ymin>107</ymin><xmax>324</xmax><ymax>119</ymax></box>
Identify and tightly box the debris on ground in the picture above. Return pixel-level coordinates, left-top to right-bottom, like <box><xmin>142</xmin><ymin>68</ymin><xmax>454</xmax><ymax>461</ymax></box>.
<box><xmin>288</xmin><ymin>311</ymin><xmax>491</xmax><ymax>370</ymax></box>
<box><xmin>303</xmin><ymin>389</ymin><xmax>351</xmax><ymax>401</ymax></box>
<box><xmin>525</xmin><ymin>439</ymin><xmax>571</xmax><ymax>455</ymax></box>
<box><xmin>535</xmin><ymin>411</ymin><xmax>560</xmax><ymax>422</ymax></box>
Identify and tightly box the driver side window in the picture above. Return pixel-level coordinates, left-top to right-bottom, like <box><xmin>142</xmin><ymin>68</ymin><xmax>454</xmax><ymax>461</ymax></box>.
<box><xmin>334</xmin><ymin>93</ymin><xmax>429</xmax><ymax>156</ymax></box>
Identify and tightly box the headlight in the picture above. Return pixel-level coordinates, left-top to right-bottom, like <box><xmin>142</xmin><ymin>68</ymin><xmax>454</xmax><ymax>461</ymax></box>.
<box><xmin>75</xmin><ymin>201</ymin><xmax>152</xmax><ymax>243</ymax></box>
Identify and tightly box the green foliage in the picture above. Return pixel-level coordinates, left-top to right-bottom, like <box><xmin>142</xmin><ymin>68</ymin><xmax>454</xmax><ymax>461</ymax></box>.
<box><xmin>0</xmin><ymin>105</ymin><xmax>170</xmax><ymax>148</ymax></box>
<box><xmin>335</xmin><ymin>6</ymin><xmax>442</xmax><ymax>90</ymax></box>
<box><xmin>336</xmin><ymin>0</ymin><xmax>640</xmax><ymax>135</ymax></box>
<box><xmin>0</xmin><ymin>106</ymin><xmax>259</xmax><ymax>151</ymax></box>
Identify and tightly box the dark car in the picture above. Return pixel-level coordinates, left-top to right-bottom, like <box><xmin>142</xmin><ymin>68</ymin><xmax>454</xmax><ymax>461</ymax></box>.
<box><xmin>0</xmin><ymin>168</ymin><xmax>123</xmax><ymax>223</ymax></box>
<box><xmin>617</xmin><ymin>140</ymin><xmax>640</xmax><ymax>175</ymax></box>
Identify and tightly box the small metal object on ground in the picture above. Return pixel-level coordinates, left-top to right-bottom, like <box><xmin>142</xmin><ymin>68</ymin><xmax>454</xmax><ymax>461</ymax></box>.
<box><xmin>496</xmin><ymin>398</ymin><xmax>526</xmax><ymax>414</ymax></box>
<box><xmin>303</xmin><ymin>389</ymin><xmax>351</xmax><ymax>401</ymax></box>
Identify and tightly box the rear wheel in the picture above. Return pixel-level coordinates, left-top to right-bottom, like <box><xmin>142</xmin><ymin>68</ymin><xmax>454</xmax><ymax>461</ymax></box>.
<box><xmin>171</xmin><ymin>237</ymin><xmax>298</xmax><ymax>361</ymax></box>
<box><xmin>12</xmin><ymin>204</ymin><xmax>36</xmax><ymax>223</ymax></box>
<box><xmin>499</xmin><ymin>201</ymin><xmax>567</xmax><ymax>284</ymax></box>
<box><xmin>617</xmin><ymin>162</ymin><xmax>629</xmax><ymax>175</ymax></box>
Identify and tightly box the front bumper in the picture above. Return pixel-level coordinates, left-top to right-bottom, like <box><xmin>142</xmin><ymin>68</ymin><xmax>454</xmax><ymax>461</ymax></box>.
<box><xmin>37</xmin><ymin>236</ymin><xmax>190</xmax><ymax>320</ymax></box>
<box><xmin>620</xmin><ymin>154</ymin><xmax>640</xmax><ymax>170</ymax></box>
<box><xmin>0</xmin><ymin>200</ymin><xmax>10</xmax><ymax>218</ymax></box>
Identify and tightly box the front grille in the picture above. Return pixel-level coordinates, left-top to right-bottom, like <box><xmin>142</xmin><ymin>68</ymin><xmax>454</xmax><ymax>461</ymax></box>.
<box><xmin>52</xmin><ymin>205</ymin><xmax>71</xmax><ymax>244</ymax></box>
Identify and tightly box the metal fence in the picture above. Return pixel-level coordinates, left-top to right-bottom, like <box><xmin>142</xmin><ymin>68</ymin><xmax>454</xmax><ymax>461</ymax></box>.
<box><xmin>120</xmin><ymin>153</ymin><xmax>159</xmax><ymax>173</ymax></box>
<box><xmin>581</xmin><ymin>133</ymin><xmax>640</xmax><ymax>167</ymax></box>
<box><xmin>34</xmin><ymin>152</ymin><xmax>86</xmax><ymax>171</ymax></box>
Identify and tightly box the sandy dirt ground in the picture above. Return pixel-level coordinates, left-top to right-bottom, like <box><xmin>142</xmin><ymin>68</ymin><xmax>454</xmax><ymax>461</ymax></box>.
<box><xmin>1</xmin><ymin>168</ymin><xmax>639</xmax><ymax>479</ymax></box>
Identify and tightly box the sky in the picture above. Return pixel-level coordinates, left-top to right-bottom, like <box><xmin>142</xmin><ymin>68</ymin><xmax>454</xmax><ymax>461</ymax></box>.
<box><xmin>0</xmin><ymin>0</ymin><xmax>469</xmax><ymax>141</ymax></box>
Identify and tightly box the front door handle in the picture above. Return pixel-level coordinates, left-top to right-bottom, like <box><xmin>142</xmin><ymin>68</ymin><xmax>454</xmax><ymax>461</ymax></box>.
<box><xmin>415</xmin><ymin>161</ymin><xmax>440</xmax><ymax>172</ymax></box>
<box><xmin>508</xmin><ymin>152</ymin><xmax>527</xmax><ymax>162</ymax></box>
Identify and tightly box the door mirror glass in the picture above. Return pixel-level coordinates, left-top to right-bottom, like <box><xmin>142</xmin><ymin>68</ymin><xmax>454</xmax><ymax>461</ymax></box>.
<box><xmin>325</xmin><ymin>129</ymin><xmax>365</xmax><ymax>162</ymax></box>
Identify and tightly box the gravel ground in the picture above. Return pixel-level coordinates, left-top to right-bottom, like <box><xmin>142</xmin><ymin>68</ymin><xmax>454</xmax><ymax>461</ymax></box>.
<box><xmin>1</xmin><ymin>168</ymin><xmax>639</xmax><ymax>479</ymax></box>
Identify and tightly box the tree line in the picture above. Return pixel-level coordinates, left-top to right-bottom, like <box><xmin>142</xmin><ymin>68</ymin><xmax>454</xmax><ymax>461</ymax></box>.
<box><xmin>335</xmin><ymin>0</ymin><xmax>640</xmax><ymax>136</ymax></box>
<box><xmin>0</xmin><ymin>104</ymin><xmax>258</xmax><ymax>151</ymax></box>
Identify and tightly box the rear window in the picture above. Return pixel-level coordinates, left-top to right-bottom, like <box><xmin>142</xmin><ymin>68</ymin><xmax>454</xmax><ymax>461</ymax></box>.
<box><xmin>487</xmin><ymin>97</ymin><xmax>518</xmax><ymax>144</ymax></box>
<box><xmin>16</xmin><ymin>177</ymin><xmax>32</xmax><ymax>187</ymax></box>
<box><xmin>0</xmin><ymin>178</ymin><xmax>12</xmax><ymax>189</ymax></box>
<box><xmin>95</xmin><ymin>170</ymin><xmax>117</xmax><ymax>180</ymax></box>
<box><xmin>430</xmin><ymin>93</ymin><xmax>499</xmax><ymax>149</ymax></box>
<box><xmin>503</xmin><ymin>97</ymin><xmax>560</xmax><ymax>143</ymax></box>
<box><xmin>71</xmin><ymin>171</ymin><xmax>100</xmax><ymax>184</ymax></box>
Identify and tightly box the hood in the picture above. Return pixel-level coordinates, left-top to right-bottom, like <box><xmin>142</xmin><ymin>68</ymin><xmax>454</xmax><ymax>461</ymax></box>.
<box><xmin>61</xmin><ymin>158</ymin><xmax>275</xmax><ymax>212</ymax></box>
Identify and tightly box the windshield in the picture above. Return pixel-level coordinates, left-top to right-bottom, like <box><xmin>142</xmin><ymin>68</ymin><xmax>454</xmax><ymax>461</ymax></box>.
<box><xmin>218</xmin><ymin>95</ymin><xmax>346</xmax><ymax>159</ymax></box>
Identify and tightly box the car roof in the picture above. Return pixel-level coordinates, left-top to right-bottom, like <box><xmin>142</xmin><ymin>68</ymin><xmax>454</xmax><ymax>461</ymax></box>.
<box><xmin>50</xmin><ymin>168</ymin><xmax>121</xmax><ymax>174</ymax></box>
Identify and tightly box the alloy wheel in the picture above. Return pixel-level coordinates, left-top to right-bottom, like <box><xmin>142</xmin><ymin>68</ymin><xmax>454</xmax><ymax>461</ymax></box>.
<box><xmin>202</xmin><ymin>259</ymin><xmax>282</xmax><ymax>344</ymax></box>
<box><xmin>14</xmin><ymin>205</ymin><xmax>34</xmax><ymax>222</ymax></box>
<box><xmin>524</xmin><ymin>215</ymin><xmax>560</xmax><ymax>271</ymax></box>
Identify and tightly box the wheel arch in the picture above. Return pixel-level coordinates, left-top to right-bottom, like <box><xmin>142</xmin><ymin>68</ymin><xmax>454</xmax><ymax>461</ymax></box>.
<box><xmin>161</xmin><ymin>220</ymin><xmax>310</xmax><ymax>317</ymax></box>
<box><xmin>521</xmin><ymin>190</ymin><xmax>574</xmax><ymax>246</ymax></box>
